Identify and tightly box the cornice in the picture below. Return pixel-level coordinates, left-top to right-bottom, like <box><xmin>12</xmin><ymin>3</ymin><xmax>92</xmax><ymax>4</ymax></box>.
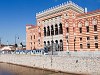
<box><xmin>36</xmin><ymin>1</ymin><xmax>84</xmax><ymax>19</ymax></box>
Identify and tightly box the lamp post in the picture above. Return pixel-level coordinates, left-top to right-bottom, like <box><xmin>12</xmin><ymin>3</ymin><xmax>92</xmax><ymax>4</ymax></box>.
<box><xmin>15</xmin><ymin>35</ymin><xmax>19</xmax><ymax>50</ymax></box>
<box><xmin>51</xmin><ymin>29</ymin><xmax>54</xmax><ymax>55</ymax></box>
<box><xmin>51</xmin><ymin>29</ymin><xmax>54</xmax><ymax>67</ymax></box>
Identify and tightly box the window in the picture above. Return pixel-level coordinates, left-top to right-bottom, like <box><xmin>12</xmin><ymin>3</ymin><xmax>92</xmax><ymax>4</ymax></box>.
<box><xmin>95</xmin><ymin>43</ymin><xmax>98</xmax><ymax>48</ymax></box>
<box><xmin>86</xmin><ymin>26</ymin><xmax>89</xmax><ymax>32</ymax></box>
<box><xmin>31</xmin><ymin>36</ymin><xmax>32</xmax><ymax>40</ymax></box>
<box><xmin>87</xmin><ymin>43</ymin><xmax>90</xmax><ymax>48</ymax></box>
<box><xmin>80</xmin><ymin>38</ymin><xmax>82</xmax><ymax>41</ymax></box>
<box><xmin>87</xmin><ymin>37</ymin><xmax>90</xmax><ymax>40</ymax></box>
<box><xmin>59</xmin><ymin>23</ymin><xmax>63</xmax><ymax>34</ymax></box>
<box><xmin>34</xmin><ymin>35</ymin><xmax>35</xmax><ymax>39</ymax></box>
<box><xmin>39</xmin><ymin>33</ymin><xmax>41</xmax><ymax>37</ymax></box>
<box><xmin>51</xmin><ymin>25</ymin><xmax>54</xmax><ymax>35</ymax></box>
<box><xmin>55</xmin><ymin>24</ymin><xmax>58</xmax><ymax>35</ymax></box>
<box><xmin>44</xmin><ymin>41</ymin><xmax>46</xmax><ymax>46</ymax></box>
<box><xmin>66</xmin><ymin>27</ymin><xmax>69</xmax><ymax>33</ymax></box>
<box><xmin>44</xmin><ymin>27</ymin><xmax>46</xmax><ymax>36</ymax></box>
<box><xmin>38</xmin><ymin>39</ymin><xmax>40</xmax><ymax>44</ymax></box>
<box><xmin>94</xmin><ymin>36</ymin><xmax>98</xmax><ymax>40</ymax></box>
<box><xmin>94</xmin><ymin>25</ymin><xmax>97</xmax><ymax>31</ymax></box>
<box><xmin>80</xmin><ymin>44</ymin><xmax>83</xmax><ymax>49</ymax></box>
<box><xmin>66</xmin><ymin>36</ymin><xmax>68</xmax><ymax>39</ymax></box>
<box><xmin>30</xmin><ymin>42</ymin><xmax>32</xmax><ymax>45</ymax></box>
<box><xmin>79</xmin><ymin>27</ymin><xmax>82</xmax><ymax>33</ymax></box>
<box><xmin>47</xmin><ymin>26</ymin><xmax>50</xmax><ymax>36</ymax></box>
<box><xmin>31</xmin><ymin>47</ymin><xmax>32</xmax><ymax>50</ymax></box>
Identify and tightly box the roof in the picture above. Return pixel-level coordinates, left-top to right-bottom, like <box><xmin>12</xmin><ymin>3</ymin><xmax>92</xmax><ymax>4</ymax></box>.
<box><xmin>26</xmin><ymin>24</ymin><xmax>37</xmax><ymax>29</ymax></box>
<box><xmin>77</xmin><ymin>10</ymin><xmax>100</xmax><ymax>17</ymax></box>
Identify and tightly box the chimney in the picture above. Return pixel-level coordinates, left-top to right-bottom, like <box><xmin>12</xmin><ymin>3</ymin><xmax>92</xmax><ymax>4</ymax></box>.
<box><xmin>85</xmin><ymin>7</ymin><xmax>87</xmax><ymax>13</ymax></box>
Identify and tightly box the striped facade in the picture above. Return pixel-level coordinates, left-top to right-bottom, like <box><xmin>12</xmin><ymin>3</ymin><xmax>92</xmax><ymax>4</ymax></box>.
<box><xmin>26</xmin><ymin>1</ymin><xmax>100</xmax><ymax>51</ymax></box>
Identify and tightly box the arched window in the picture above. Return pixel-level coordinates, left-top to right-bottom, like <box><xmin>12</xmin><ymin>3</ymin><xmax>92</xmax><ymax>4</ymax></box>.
<box><xmin>47</xmin><ymin>41</ymin><xmax>50</xmax><ymax>51</ymax></box>
<box><xmin>47</xmin><ymin>26</ymin><xmax>50</xmax><ymax>36</ymax></box>
<box><xmin>59</xmin><ymin>23</ymin><xmax>63</xmax><ymax>34</ymax></box>
<box><xmin>47</xmin><ymin>41</ymin><xmax>50</xmax><ymax>46</ymax></box>
<box><xmin>51</xmin><ymin>40</ymin><xmax>54</xmax><ymax>46</ymax></box>
<box><xmin>85</xmin><ymin>21</ymin><xmax>89</xmax><ymax>33</ymax></box>
<box><xmin>55</xmin><ymin>40</ymin><xmax>58</xmax><ymax>51</ymax></box>
<box><xmin>92</xmin><ymin>19</ymin><xmax>98</xmax><ymax>32</ymax></box>
<box><xmin>44</xmin><ymin>41</ymin><xmax>46</xmax><ymax>47</ymax></box>
<box><xmin>51</xmin><ymin>25</ymin><xmax>54</xmax><ymax>35</ymax></box>
<box><xmin>55</xmin><ymin>24</ymin><xmax>58</xmax><ymax>35</ymax></box>
<box><xmin>59</xmin><ymin>40</ymin><xmax>63</xmax><ymax>51</ymax></box>
<box><xmin>44</xmin><ymin>27</ymin><xmax>46</xmax><ymax>36</ymax></box>
<box><xmin>78</xmin><ymin>22</ymin><xmax>82</xmax><ymax>33</ymax></box>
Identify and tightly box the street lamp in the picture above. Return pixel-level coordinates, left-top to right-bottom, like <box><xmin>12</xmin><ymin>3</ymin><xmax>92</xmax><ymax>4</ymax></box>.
<box><xmin>15</xmin><ymin>35</ymin><xmax>19</xmax><ymax>50</ymax></box>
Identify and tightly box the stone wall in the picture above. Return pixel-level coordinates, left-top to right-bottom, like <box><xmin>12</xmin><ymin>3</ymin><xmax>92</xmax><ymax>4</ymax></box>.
<box><xmin>0</xmin><ymin>54</ymin><xmax>100</xmax><ymax>75</ymax></box>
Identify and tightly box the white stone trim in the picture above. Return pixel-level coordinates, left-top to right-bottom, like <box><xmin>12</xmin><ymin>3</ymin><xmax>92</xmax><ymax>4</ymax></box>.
<box><xmin>36</xmin><ymin>1</ymin><xmax>84</xmax><ymax>19</ymax></box>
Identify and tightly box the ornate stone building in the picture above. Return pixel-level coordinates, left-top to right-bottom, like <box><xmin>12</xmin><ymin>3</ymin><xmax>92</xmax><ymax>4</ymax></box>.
<box><xmin>26</xmin><ymin>1</ymin><xmax>100</xmax><ymax>51</ymax></box>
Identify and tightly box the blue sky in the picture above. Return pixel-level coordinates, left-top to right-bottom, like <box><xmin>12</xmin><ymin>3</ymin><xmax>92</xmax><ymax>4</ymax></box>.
<box><xmin>0</xmin><ymin>0</ymin><xmax>100</xmax><ymax>45</ymax></box>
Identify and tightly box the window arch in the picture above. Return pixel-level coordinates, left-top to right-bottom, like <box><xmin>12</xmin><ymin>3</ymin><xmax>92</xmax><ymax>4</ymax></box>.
<box><xmin>85</xmin><ymin>21</ymin><xmax>89</xmax><ymax>33</ymax></box>
<box><xmin>92</xmin><ymin>19</ymin><xmax>97</xmax><ymax>25</ymax></box>
<box><xmin>92</xmin><ymin>19</ymin><xmax>98</xmax><ymax>31</ymax></box>
<box><xmin>85</xmin><ymin>21</ymin><xmax>89</xmax><ymax>26</ymax></box>
<box><xmin>78</xmin><ymin>22</ymin><xmax>82</xmax><ymax>27</ymax></box>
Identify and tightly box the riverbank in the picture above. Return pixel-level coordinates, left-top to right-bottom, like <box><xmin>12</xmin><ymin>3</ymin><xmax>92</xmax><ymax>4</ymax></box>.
<box><xmin>0</xmin><ymin>54</ymin><xmax>99</xmax><ymax>75</ymax></box>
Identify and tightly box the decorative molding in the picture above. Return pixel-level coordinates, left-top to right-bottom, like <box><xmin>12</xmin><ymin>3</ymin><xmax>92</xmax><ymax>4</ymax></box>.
<box><xmin>36</xmin><ymin>1</ymin><xmax>84</xmax><ymax>19</ymax></box>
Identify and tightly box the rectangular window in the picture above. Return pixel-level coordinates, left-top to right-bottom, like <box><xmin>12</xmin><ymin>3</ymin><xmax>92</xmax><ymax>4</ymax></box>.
<box><xmin>34</xmin><ymin>35</ymin><xmax>35</xmax><ymax>39</ymax></box>
<box><xmin>86</xmin><ymin>26</ymin><xmax>89</xmax><ymax>32</ymax></box>
<box><xmin>95</xmin><ymin>43</ymin><xmax>98</xmax><ymax>48</ymax></box>
<box><xmin>31</xmin><ymin>47</ymin><xmax>32</xmax><ymax>50</ymax></box>
<box><xmin>79</xmin><ymin>27</ymin><xmax>82</xmax><ymax>33</ymax></box>
<box><xmin>80</xmin><ymin>37</ymin><xmax>82</xmax><ymax>41</ymax></box>
<box><xmin>80</xmin><ymin>44</ymin><xmax>83</xmax><ymax>49</ymax></box>
<box><xmin>66</xmin><ymin>27</ymin><xmax>69</xmax><ymax>33</ymax></box>
<box><xmin>87</xmin><ymin>43</ymin><xmax>90</xmax><ymax>48</ymax></box>
<box><xmin>94</xmin><ymin>25</ymin><xmax>97</xmax><ymax>31</ymax></box>
<box><xmin>87</xmin><ymin>37</ymin><xmax>90</xmax><ymax>40</ymax></box>
<box><xmin>31</xmin><ymin>36</ymin><xmax>32</xmax><ymax>40</ymax></box>
<box><xmin>30</xmin><ymin>42</ymin><xmax>32</xmax><ymax>46</ymax></box>
<box><xmin>39</xmin><ymin>33</ymin><xmax>41</xmax><ymax>37</ymax></box>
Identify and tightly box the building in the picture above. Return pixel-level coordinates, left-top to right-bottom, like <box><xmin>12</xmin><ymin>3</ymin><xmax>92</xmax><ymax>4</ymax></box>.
<box><xmin>26</xmin><ymin>1</ymin><xmax>100</xmax><ymax>51</ymax></box>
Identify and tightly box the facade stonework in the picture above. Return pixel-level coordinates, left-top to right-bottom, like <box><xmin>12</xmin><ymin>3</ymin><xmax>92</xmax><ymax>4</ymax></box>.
<box><xmin>26</xmin><ymin>1</ymin><xmax>100</xmax><ymax>51</ymax></box>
